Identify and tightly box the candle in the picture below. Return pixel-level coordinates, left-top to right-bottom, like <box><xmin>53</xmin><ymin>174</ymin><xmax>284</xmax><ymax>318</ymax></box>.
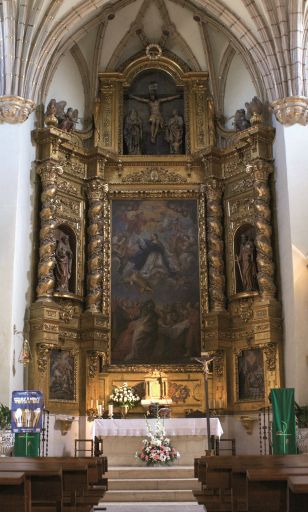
<box><xmin>90</xmin><ymin>399</ymin><xmax>93</xmax><ymax>409</ymax></box>
<box><xmin>108</xmin><ymin>404</ymin><xmax>113</xmax><ymax>417</ymax></box>
<box><xmin>96</xmin><ymin>400</ymin><xmax>99</xmax><ymax>409</ymax></box>
<box><xmin>98</xmin><ymin>405</ymin><xmax>102</xmax><ymax>417</ymax></box>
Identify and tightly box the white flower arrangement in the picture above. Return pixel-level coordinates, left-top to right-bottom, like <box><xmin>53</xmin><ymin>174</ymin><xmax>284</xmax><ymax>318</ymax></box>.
<box><xmin>109</xmin><ymin>382</ymin><xmax>140</xmax><ymax>409</ymax></box>
<box><xmin>136</xmin><ymin>418</ymin><xmax>180</xmax><ymax>465</ymax></box>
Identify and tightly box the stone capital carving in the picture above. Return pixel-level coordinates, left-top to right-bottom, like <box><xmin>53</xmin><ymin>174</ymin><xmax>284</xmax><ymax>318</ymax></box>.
<box><xmin>0</xmin><ymin>96</ymin><xmax>35</xmax><ymax>124</ymax></box>
<box><xmin>272</xmin><ymin>96</ymin><xmax>308</xmax><ymax>126</ymax></box>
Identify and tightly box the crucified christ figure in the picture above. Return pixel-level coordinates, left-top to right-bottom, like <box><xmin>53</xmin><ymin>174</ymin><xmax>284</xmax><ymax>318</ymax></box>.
<box><xmin>130</xmin><ymin>89</ymin><xmax>180</xmax><ymax>143</ymax></box>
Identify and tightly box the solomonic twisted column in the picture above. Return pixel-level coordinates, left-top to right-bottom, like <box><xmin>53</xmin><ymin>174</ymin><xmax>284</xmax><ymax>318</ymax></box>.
<box><xmin>85</xmin><ymin>179</ymin><xmax>108</xmax><ymax>312</ymax></box>
<box><xmin>253</xmin><ymin>162</ymin><xmax>276</xmax><ymax>299</ymax></box>
<box><xmin>205</xmin><ymin>178</ymin><xmax>225</xmax><ymax>311</ymax></box>
<box><xmin>36</xmin><ymin>164</ymin><xmax>62</xmax><ymax>300</ymax></box>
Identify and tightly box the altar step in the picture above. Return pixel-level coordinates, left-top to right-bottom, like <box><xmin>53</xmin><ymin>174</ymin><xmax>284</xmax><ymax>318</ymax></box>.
<box><xmin>100</xmin><ymin>466</ymin><xmax>201</xmax><ymax>503</ymax></box>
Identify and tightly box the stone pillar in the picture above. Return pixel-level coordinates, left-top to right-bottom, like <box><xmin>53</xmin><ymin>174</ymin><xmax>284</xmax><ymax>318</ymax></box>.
<box><xmin>205</xmin><ymin>178</ymin><xmax>225</xmax><ymax>311</ymax></box>
<box><xmin>85</xmin><ymin>179</ymin><xmax>108</xmax><ymax>312</ymax></box>
<box><xmin>253</xmin><ymin>161</ymin><xmax>276</xmax><ymax>299</ymax></box>
<box><xmin>36</xmin><ymin>163</ymin><xmax>62</xmax><ymax>300</ymax></box>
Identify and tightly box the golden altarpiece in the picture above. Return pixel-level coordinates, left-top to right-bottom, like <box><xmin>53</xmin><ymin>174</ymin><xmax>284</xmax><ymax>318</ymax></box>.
<box><xmin>29</xmin><ymin>48</ymin><xmax>282</xmax><ymax>419</ymax></box>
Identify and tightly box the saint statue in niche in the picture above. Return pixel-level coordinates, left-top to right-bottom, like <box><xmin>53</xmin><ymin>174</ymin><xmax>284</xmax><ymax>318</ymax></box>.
<box><xmin>236</xmin><ymin>233</ymin><xmax>258</xmax><ymax>292</ymax></box>
<box><xmin>55</xmin><ymin>231</ymin><xmax>73</xmax><ymax>292</ymax></box>
<box><xmin>124</xmin><ymin>109</ymin><xmax>143</xmax><ymax>154</ymax></box>
<box><xmin>165</xmin><ymin>109</ymin><xmax>184</xmax><ymax>154</ymax></box>
<box><xmin>130</xmin><ymin>82</ymin><xmax>180</xmax><ymax>143</ymax></box>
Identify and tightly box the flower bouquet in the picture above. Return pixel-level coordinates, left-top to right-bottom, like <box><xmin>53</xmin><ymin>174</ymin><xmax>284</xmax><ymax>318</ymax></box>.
<box><xmin>109</xmin><ymin>382</ymin><xmax>140</xmax><ymax>410</ymax></box>
<box><xmin>136</xmin><ymin>418</ymin><xmax>180</xmax><ymax>465</ymax></box>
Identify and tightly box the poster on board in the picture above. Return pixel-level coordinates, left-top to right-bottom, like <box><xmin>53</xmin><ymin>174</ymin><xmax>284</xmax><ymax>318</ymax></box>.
<box><xmin>11</xmin><ymin>390</ymin><xmax>44</xmax><ymax>433</ymax></box>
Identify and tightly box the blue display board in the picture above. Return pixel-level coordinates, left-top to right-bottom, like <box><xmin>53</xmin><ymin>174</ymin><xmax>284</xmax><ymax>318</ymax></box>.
<box><xmin>11</xmin><ymin>390</ymin><xmax>44</xmax><ymax>433</ymax></box>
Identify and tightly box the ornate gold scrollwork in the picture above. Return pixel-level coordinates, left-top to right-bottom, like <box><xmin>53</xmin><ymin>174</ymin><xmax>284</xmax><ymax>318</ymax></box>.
<box><xmin>87</xmin><ymin>350</ymin><xmax>106</xmax><ymax>378</ymax></box>
<box><xmin>213</xmin><ymin>350</ymin><xmax>225</xmax><ymax>377</ymax></box>
<box><xmin>264</xmin><ymin>342</ymin><xmax>277</xmax><ymax>371</ymax></box>
<box><xmin>37</xmin><ymin>343</ymin><xmax>57</xmax><ymax>373</ymax></box>
<box><xmin>253</xmin><ymin>162</ymin><xmax>276</xmax><ymax>298</ymax></box>
<box><xmin>36</xmin><ymin>164</ymin><xmax>63</xmax><ymax>300</ymax></box>
<box><xmin>205</xmin><ymin>178</ymin><xmax>225</xmax><ymax>311</ymax></box>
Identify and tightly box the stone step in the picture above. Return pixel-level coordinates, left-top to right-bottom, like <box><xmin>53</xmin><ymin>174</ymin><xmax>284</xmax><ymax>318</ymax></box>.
<box><xmin>109</xmin><ymin>477</ymin><xmax>200</xmax><ymax>490</ymax></box>
<box><xmin>95</xmin><ymin>501</ymin><xmax>205</xmax><ymax>511</ymax></box>
<box><xmin>103</xmin><ymin>489</ymin><xmax>196</xmax><ymax>502</ymax></box>
<box><xmin>107</xmin><ymin>465</ymin><xmax>194</xmax><ymax>480</ymax></box>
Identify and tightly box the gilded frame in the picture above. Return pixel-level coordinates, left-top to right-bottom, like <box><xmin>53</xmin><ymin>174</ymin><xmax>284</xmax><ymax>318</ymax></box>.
<box><xmin>234</xmin><ymin>346</ymin><xmax>265</xmax><ymax>405</ymax></box>
<box><xmin>104</xmin><ymin>187</ymin><xmax>208</xmax><ymax>370</ymax></box>
<box><xmin>48</xmin><ymin>348</ymin><xmax>79</xmax><ymax>403</ymax></box>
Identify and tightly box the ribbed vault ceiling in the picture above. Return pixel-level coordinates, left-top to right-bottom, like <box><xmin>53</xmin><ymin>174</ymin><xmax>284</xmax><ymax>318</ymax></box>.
<box><xmin>0</xmin><ymin>0</ymin><xmax>306</xmax><ymax>104</ymax></box>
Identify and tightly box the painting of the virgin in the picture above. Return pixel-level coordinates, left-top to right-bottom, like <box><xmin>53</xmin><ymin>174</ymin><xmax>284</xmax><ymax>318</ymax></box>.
<box><xmin>111</xmin><ymin>199</ymin><xmax>201</xmax><ymax>364</ymax></box>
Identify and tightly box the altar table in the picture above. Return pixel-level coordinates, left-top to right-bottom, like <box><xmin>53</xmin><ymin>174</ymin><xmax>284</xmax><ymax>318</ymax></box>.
<box><xmin>93</xmin><ymin>417</ymin><xmax>223</xmax><ymax>438</ymax></box>
<box><xmin>92</xmin><ymin>418</ymin><xmax>223</xmax><ymax>466</ymax></box>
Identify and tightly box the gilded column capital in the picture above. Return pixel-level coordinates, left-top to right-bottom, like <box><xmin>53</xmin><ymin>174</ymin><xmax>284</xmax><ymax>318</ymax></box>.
<box><xmin>37</xmin><ymin>163</ymin><xmax>63</xmax><ymax>183</ymax></box>
<box><xmin>205</xmin><ymin>177</ymin><xmax>224</xmax><ymax>199</ymax></box>
<box><xmin>86</xmin><ymin>178</ymin><xmax>108</xmax><ymax>200</ymax></box>
<box><xmin>272</xmin><ymin>96</ymin><xmax>308</xmax><ymax>126</ymax></box>
<box><xmin>0</xmin><ymin>95</ymin><xmax>35</xmax><ymax>124</ymax></box>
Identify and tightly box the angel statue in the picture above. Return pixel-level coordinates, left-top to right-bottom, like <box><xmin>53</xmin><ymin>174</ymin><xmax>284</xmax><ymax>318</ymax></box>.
<box><xmin>44</xmin><ymin>98</ymin><xmax>58</xmax><ymax>127</ymax></box>
<box><xmin>44</xmin><ymin>99</ymin><xmax>78</xmax><ymax>131</ymax></box>
<box><xmin>245</xmin><ymin>96</ymin><xmax>264</xmax><ymax>125</ymax></box>
<box><xmin>234</xmin><ymin>108</ymin><xmax>250</xmax><ymax>131</ymax></box>
<box><xmin>55</xmin><ymin>101</ymin><xmax>78</xmax><ymax>132</ymax></box>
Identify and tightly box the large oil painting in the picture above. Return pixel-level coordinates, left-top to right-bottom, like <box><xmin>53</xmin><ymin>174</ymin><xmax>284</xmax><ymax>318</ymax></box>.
<box><xmin>49</xmin><ymin>349</ymin><xmax>76</xmax><ymax>401</ymax></box>
<box><xmin>111</xmin><ymin>199</ymin><xmax>200</xmax><ymax>364</ymax></box>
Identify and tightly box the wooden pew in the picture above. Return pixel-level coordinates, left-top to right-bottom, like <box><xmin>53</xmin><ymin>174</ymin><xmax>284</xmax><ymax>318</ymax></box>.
<box><xmin>247</xmin><ymin>467</ymin><xmax>308</xmax><ymax>512</ymax></box>
<box><xmin>194</xmin><ymin>455</ymin><xmax>308</xmax><ymax>512</ymax></box>
<box><xmin>287</xmin><ymin>476</ymin><xmax>308</xmax><ymax>512</ymax></box>
<box><xmin>0</xmin><ymin>471</ymin><xmax>27</xmax><ymax>511</ymax></box>
<box><xmin>0</xmin><ymin>462</ymin><xmax>63</xmax><ymax>512</ymax></box>
<box><xmin>0</xmin><ymin>457</ymin><xmax>108</xmax><ymax>511</ymax></box>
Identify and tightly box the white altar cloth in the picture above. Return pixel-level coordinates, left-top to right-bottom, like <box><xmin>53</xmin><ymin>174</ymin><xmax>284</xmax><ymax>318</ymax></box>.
<box><xmin>93</xmin><ymin>417</ymin><xmax>223</xmax><ymax>438</ymax></box>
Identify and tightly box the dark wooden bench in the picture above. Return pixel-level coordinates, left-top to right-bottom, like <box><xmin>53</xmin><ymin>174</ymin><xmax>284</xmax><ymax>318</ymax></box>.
<box><xmin>247</xmin><ymin>467</ymin><xmax>308</xmax><ymax>512</ymax></box>
<box><xmin>0</xmin><ymin>471</ymin><xmax>27</xmax><ymax>511</ymax></box>
<box><xmin>0</xmin><ymin>462</ymin><xmax>63</xmax><ymax>511</ymax></box>
<box><xmin>0</xmin><ymin>456</ymin><xmax>108</xmax><ymax>511</ymax></box>
<box><xmin>288</xmin><ymin>475</ymin><xmax>308</xmax><ymax>512</ymax></box>
<box><xmin>194</xmin><ymin>454</ymin><xmax>308</xmax><ymax>512</ymax></box>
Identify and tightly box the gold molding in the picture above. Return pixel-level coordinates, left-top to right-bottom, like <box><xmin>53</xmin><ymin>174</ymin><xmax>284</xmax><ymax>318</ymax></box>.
<box><xmin>239</xmin><ymin>415</ymin><xmax>258</xmax><ymax>434</ymax></box>
<box><xmin>272</xmin><ymin>96</ymin><xmax>308</xmax><ymax>126</ymax></box>
<box><xmin>0</xmin><ymin>95</ymin><xmax>35</xmax><ymax>124</ymax></box>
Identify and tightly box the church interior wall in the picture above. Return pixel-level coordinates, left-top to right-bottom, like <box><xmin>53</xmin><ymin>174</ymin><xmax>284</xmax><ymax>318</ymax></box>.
<box><xmin>0</xmin><ymin>0</ymin><xmax>306</xmax><ymax>459</ymax></box>
<box><xmin>223</xmin><ymin>53</ymin><xmax>258</xmax><ymax>130</ymax></box>
<box><xmin>273</xmin><ymin>121</ymin><xmax>308</xmax><ymax>405</ymax></box>
<box><xmin>46</xmin><ymin>54</ymin><xmax>86</xmax><ymax>130</ymax></box>
<box><xmin>0</xmin><ymin>117</ymin><xmax>36</xmax><ymax>404</ymax></box>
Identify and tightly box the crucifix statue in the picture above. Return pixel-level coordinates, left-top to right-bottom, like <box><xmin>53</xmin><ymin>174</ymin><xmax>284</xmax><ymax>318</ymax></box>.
<box><xmin>194</xmin><ymin>354</ymin><xmax>215</xmax><ymax>454</ymax></box>
<box><xmin>130</xmin><ymin>82</ymin><xmax>180</xmax><ymax>143</ymax></box>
